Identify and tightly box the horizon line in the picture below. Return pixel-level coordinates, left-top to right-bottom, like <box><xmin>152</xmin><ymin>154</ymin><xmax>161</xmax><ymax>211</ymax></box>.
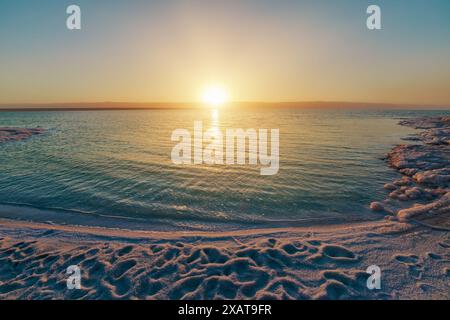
<box><xmin>0</xmin><ymin>100</ymin><xmax>449</xmax><ymax>111</ymax></box>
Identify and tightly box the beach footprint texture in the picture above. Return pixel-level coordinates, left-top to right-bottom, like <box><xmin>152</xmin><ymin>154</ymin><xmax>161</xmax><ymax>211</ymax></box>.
<box><xmin>393</xmin><ymin>253</ymin><xmax>429</xmax><ymax>281</ymax></box>
<box><xmin>1</xmin><ymin>216</ymin><xmax>449</xmax><ymax>300</ymax></box>
<box><xmin>307</xmin><ymin>244</ymin><xmax>359</xmax><ymax>265</ymax></box>
<box><xmin>0</xmin><ymin>233</ymin><xmax>380</xmax><ymax>300</ymax></box>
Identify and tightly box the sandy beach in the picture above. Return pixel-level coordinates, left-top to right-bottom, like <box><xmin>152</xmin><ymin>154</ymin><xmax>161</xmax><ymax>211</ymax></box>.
<box><xmin>0</xmin><ymin>218</ymin><xmax>448</xmax><ymax>300</ymax></box>
<box><xmin>0</xmin><ymin>116</ymin><xmax>448</xmax><ymax>300</ymax></box>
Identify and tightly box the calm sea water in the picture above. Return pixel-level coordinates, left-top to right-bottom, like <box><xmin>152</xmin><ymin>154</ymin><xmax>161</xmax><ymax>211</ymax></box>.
<box><xmin>0</xmin><ymin>108</ymin><xmax>448</xmax><ymax>231</ymax></box>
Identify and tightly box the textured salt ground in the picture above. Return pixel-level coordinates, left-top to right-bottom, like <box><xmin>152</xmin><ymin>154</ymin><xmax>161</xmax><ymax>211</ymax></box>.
<box><xmin>0</xmin><ymin>219</ymin><xmax>448</xmax><ymax>300</ymax></box>
<box><xmin>0</xmin><ymin>127</ymin><xmax>45</xmax><ymax>143</ymax></box>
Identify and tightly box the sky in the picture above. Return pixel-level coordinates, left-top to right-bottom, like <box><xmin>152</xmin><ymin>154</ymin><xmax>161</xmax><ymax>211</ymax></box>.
<box><xmin>0</xmin><ymin>0</ymin><xmax>450</xmax><ymax>106</ymax></box>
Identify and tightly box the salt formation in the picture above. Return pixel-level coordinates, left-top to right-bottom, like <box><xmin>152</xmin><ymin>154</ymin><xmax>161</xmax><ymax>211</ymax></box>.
<box><xmin>0</xmin><ymin>127</ymin><xmax>45</xmax><ymax>143</ymax></box>
<box><xmin>371</xmin><ymin>117</ymin><xmax>450</xmax><ymax>229</ymax></box>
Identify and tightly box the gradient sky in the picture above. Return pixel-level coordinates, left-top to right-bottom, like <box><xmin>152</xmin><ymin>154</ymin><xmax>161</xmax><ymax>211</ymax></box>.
<box><xmin>1</xmin><ymin>0</ymin><xmax>450</xmax><ymax>105</ymax></box>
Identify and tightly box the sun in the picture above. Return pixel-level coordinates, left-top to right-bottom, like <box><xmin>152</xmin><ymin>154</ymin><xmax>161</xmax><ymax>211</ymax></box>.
<box><xmin>201</xmin><ymin>85</ymin><xmax>229</xmax><ymax>107</ymax></box>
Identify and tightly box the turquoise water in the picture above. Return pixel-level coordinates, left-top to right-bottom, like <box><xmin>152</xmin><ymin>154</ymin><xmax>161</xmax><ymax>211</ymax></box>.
<box><xmin>0</xmin><ymin>108</ymin><xmax>448</xmax><ymax>231</ymax></box>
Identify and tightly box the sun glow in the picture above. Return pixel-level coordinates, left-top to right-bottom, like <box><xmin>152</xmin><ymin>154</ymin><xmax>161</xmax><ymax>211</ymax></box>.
<box><xmin>201</xmin><ymin>85</ymin><xmax>229</xmax><ymax>107</ymax></box>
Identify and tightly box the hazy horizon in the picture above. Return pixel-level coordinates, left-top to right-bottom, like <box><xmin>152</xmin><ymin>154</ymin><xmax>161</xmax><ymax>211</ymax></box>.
<box><xmin>1</xmin><ymin>100</ymin><xmax>449</xmax><ymax>111</ymax></box>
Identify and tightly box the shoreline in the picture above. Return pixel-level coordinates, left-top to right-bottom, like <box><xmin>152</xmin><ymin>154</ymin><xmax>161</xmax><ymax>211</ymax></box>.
<box><xmin>0</xmin><ymin>201</ymin><xmax>379</xmax><ymax>233</ymax></box>
<box><xmin>0</xmin><ymin>217</ymin><xmax>393</xmax><ymax>240</ymax></box>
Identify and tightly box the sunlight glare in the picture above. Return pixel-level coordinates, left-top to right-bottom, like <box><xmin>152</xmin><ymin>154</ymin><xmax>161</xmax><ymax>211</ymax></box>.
<box><xmin>201</xmin><ymin>85</ymin><xmax>229</xmax><ymax>107</ymax></box>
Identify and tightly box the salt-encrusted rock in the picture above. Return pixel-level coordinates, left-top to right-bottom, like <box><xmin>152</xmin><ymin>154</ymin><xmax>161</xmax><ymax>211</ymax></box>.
<box><xmin>381</xmin><ymin>116</ymin><xmax>450</xmax><ymax>229</ymax></box>
<box><xmin>413</xmin><ymin>168</ymin><xmax>450</xmax><ymax>185</ymax></box>
<box><xmin>389</xmin><ymin>191</ymin><xmax>399</xmax><ymax>199</ymax></box>
<box><xmin>399</xmin><ymin>168</ymin><xmax>418</xmax><ymax>176</ymax></box>
<box><xmin>384</xmin><ymin>183</ymin><xmax>397</xmax><ymax>191</ymax></box>
<box><xmin>0</xmin><ymin>127</ymin><xmax>45</xmax><ymax>143</ymax></box>
<box><xmin>370</xmin><ymin>202</ymin><xmax>385</xmax><ymax>212</ymax></box>
<box><xmin>399</xmin><ymin>116</ymin><xmax>450</xmax><ymax>130</ymax></box>
<box><xmin>394</xmin><ymin>177</ymin><xmax>412</xmax><ymax>186</ymax></box>
<box><xmin>404</xmin><ymin>187</ymin><xmax>422</xmax><ymax>200</ymax></box>
<box><xmin>397</xmin><ymin>192</ymin><xmax>450</xmax><ymax>222</ymax></box>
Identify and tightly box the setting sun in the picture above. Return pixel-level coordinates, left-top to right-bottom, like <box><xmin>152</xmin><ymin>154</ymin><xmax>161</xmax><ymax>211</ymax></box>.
<box><xmin>201</xmin><ymin>85</ymin><xmax>229</xmax><ymax>107</ymax></box>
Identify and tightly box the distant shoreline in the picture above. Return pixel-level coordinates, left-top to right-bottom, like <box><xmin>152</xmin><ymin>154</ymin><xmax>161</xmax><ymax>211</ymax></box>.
<box><xmin>1</xmin><ymin>101</ymin><xmax>449</xmax><ymax>111</ymax></box>
<box><xmin>0</xmin><ymin>107</ymin><xmax>195</xmax><ymax>112</ymax></box>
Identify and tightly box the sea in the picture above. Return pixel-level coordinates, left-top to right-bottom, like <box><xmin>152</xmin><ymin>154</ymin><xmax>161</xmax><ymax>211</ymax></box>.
<box><xmin>0</xmin><ymin>108</ymin><xmax>448</xmax><ymax>231</ymax></box>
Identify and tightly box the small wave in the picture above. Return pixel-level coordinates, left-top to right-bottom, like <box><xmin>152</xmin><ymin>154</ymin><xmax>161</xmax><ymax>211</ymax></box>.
<box><xmin>0</xmin><ymin>200</ymin><xmax>359</xmax><ymax>232</ymax></box>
